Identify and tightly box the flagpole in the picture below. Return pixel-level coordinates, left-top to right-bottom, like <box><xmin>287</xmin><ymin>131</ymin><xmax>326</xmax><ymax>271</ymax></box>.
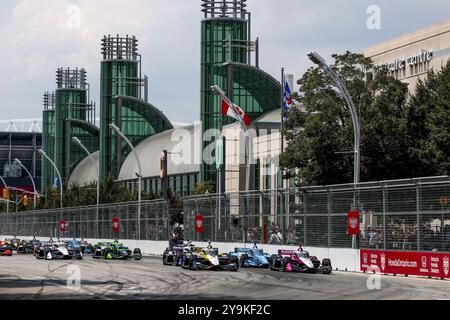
<box><xmin>210</xmin><ymin>84</ymin><xmax>251</xmax><ymax>244</ymax></box>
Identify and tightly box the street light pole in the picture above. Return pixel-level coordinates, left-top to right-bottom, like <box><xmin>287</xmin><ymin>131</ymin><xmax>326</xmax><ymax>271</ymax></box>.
<box><xmin>72</xmin><ymin>137</ymin><xmax>100</xmax><ymax>208</ymax></box>
<box><xmin>0</xmin><ymin>176</ymin><xmax>10</xmax><ymax>213</ymax></box>
<box><xmin>72</xmin><ymin>136</ymin><xmax>100</xmax><ymax>238</ymax></box>
<box><xmin>14</xmin><ymin>159</ymin><xmax>38</xmax><ymax>209</ymax></box>
<box><xmin>307</xmin><ymin>51</ymin><xmax>361</xmax><ymax>186</ymax></box>
<box><xmin>38</xmin><ymin>149</ymin><xmax>63</xmax><ymax>209</ymax></box>
<box><xmin>109</xmin><ymin>123</ymin><xmax>142</xmax><ymax>240</ymax></box>
<box><xmin>307</xmin><ymin>51</ymin><xmax>361</xmax><ymax>249</ymax></box>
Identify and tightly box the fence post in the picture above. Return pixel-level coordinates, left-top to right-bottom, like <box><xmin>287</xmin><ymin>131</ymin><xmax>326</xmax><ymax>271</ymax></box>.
<box><xmin>303</xmin><ymin>190</ymin><xmax>307</xmax><ymax>247</ymax></box>
<box><xmin>225</xmin><ymin>193</ymin><xmax>230</xmax><ymax>242</ymax></box>
<box><xmin>166</xmin><ymin>199</ymin><xmax>170</xmax><ymax>242</ymax></box>
<box><xmin>125</xmin><ymin>204</ymin><xmax>129</xmax><ymax>240</ymax></box>
<box><xmin>210</xmin><ymin>195</ymin><xmax>214</xmax><ymax>242</ymax></box>
<box><xmin>416</xmin><ymin>183</ymin><xmax>421</xmax><ymax>251</ymax></box>
<box><xmin>195</xmin><ymin>198</ymin><xmax>199</xmax><ymax>242</ymax></box>
<box><xmin>278</xmin><ymin>190</ymin><xmax>285</xmax><ymax>245</ymax></box>
<box><xmin>259</xmin><ymin>191</ymin><xmax>263</xmax><ymax>239</ymax></box>
<box><xmin>327</xmin><ymin>188</ymin><xmax>332</xmax><ymax>248</ymax></box>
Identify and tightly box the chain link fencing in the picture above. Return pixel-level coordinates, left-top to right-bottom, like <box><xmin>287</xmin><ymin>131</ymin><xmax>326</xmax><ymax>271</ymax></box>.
<box><xmin>182</xmin><ymin>177</ymin><xmax>450</xmax><ymax>252</ymax></box>
<box><xmin>0</xmin><ymin>200</ymin><xmax>170</xmax><ymax>241</ymax></box>
<box><xmin>1</xmin><ymin>177</ymin><xmax>450</xmax><ymax>252</ymax></box>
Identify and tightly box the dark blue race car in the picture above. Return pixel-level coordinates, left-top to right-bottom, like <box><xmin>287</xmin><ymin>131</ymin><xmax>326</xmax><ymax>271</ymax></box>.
<box><xmin>230</xmin><ymin>244</ymin><xmax>272</xmax><ymax>268</ymax></box>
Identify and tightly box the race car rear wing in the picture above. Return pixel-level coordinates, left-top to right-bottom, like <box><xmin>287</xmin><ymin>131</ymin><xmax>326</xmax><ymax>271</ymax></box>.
<box><xmin>234</xmin><ymin>248</ymin><xmax>251</xmax><ymax>253</ymax></box>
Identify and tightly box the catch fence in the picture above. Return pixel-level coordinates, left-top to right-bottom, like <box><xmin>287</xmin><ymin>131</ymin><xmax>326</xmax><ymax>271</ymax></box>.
<box><xmin>1</xmin><ymin>177</ymin><xmax>450</xmax><ymax>252</ymax></box>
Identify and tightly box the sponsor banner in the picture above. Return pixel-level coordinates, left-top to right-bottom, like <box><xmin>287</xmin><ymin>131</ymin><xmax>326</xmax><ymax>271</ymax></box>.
<box><xmin>361</xmin><ymin>249</ymin><xmax>450</xmax><ymax>279</ymax></box>
<box><xmin>347</xmin><ymin>211</ymin><xmax>360</xmax><ymax>235</ymax></box>
<box><xmin>278</xmin><ymin>249</ymin><xmax>295</xmax><ymax>256</ymax></box>
<box><xmin>59</xmin><ymin>220</ymin><xmax>66</xmax><ymax>233</ymax></box>
<box><xmin>195</xmin><ymin>215</ymin><xmax>204</xmax><ymax>233</ymax></box>
<box><xmin>112</xmin><ymin>217</ymin><xmax>120</xmax><ymax>233</ymax></box>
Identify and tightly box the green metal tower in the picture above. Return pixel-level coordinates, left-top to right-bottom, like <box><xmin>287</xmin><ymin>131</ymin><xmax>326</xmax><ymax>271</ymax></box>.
<box><xmin>99</xmin><ymin>34</ymin><xmax>173</xmax><ymax>179</ymax></box>
<box><xmin>100</xmin><ymin>34</ymin><xmax>140</xmax><ymax>178</ymax></box>
<box><xmin>41</xmin><ymin>92</ymin><xmax>56</xmax><ymax>191</ymax></box>
<box><xmin>201</xmin><ymin>0</ymin><xmax>249</xmax><ymax>184</ymax></box>
<box><xmin>54</xmin><ymin>68</ymin><xmax>97</xmax><ymax>185</ymax></box>
<box><xmin>41</xmin><ymin>68</ymin><xmax>98</xmax><ymax>191</ymax></box>
<box><xmin>200</xmin><ymin>0</ymin><xmax>282</xmax><ymax>186</ymax></box>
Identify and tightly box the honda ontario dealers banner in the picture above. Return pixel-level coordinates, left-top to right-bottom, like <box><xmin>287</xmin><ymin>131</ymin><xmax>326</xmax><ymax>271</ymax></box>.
<box><xmin>361</xmin><ymin>249</ymin><xmax>450</xmax><ymax>279</ymax></box>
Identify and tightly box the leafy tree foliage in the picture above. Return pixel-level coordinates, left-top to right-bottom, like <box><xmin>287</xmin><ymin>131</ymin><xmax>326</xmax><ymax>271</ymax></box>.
<box><xmin>406</xmin><ymin>60</ymin><xmax>450</xmax><ymax>177</ymax></box>
<box><xmin>281</xmin><ymin>51</ymin><xmax>412</xmax><ymax>186</ymax></box>
<box><xmin>192</xmin><ymin>181</ymin><xmax>216</xmax><ymax>195</ymax></box>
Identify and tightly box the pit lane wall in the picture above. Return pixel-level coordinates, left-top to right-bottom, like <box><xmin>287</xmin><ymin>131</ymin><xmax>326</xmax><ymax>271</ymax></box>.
<box><xmin>1</xmin><ymin>235</ymin><xmax>361</xmax><ymax>272</ymax></box>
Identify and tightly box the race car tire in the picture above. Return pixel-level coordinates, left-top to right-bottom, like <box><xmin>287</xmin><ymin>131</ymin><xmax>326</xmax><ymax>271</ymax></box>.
<box><xmin>188</xmin><ymin>257</ymin><xmax>197</xmax><ymax>271</ymax></box>
<box><xmin>270</xmin><ymin>255</ymin><xmax>281</xmax><ymax>271</ymax></box>
<box><xmin>282</xmin><ymin>257</ymin><xmax>291</xmax><ymax>271</ymax></box>
<box><xmin>181</xmin><ymin>255</ymin><xmax>190</xmax><ymax>269</ymax></box>
<box><xmin>44</xmin><ymin>248</ymin><xmax>52</xmax><ymax>260</ymax></box>
<box><xmin>230</xmin><ymin>256</ymin><xmax>239</xmax><ymax>271</ymax></box>
<box><xmin>162</xmin><ymin>254</ymin><xmax>170</xmax><ymax>265</ymax></box>
<box><xmin>134</xmin><ymin>248</ymin><xmax>142</xmax><ymax>260</ymax></box>
<box><xmin>240</xmin><ymin>254</ymin><xmax>249</xmax><ymax>268</ymax></box>
<box><xmin>75</xmin><ymin>248</ymin><xmax>83</xmax><ymax>260</ymax></box>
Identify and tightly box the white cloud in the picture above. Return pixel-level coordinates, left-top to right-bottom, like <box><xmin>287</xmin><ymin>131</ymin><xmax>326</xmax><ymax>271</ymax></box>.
<box><xmin>1</xmin><ymin>0</ymin><xmax>450</xmax><ymax>122</ymax></box>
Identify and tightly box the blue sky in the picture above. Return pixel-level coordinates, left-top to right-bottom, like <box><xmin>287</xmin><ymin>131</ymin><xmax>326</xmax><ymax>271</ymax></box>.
<box><xmin>1</xmin><ymin>0</ymin><xmax>450</xmax><ymax>124</ymax></box>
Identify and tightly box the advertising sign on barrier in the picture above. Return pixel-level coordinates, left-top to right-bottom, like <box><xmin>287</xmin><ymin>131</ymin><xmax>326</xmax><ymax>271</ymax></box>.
<box><xmin>112</xmin><ymin>217</ymin><xmax>120</xmax><ymax>234</ymax></box>
<box><xmin>347</xmin><ymin>211</ymin><xmax>360</xmax><ymax>235</ymax></box>
<box><xmin>361</xmin><ymin>249</ymin><xmax>450</xmax><ymax>279</ymax></box>
<box><xmin>59</xmin><ymin>220</ymin><xmax>66</xmax><ymax>233</ymax></box>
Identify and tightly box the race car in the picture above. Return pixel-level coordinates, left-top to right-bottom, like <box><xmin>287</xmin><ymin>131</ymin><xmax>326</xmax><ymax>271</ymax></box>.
<box><xmin>92</xmin><ymin>240</ymin><xmax>142</xmax><ymax>260</ymax></box>
<box><xmin>0</xmin><ymin>243</ymin><xmax>13</xmax><ymax>256</ymax></box>
<box><xmin>230</xmin><ymin>244</ymin><xmax>272</xmax><ymax>268</ymax></box>
<box><xmin>163</xmin><ymin>241</ymin><xmax>194</xmax><ymax>266</ymax></box>
<box><xmin>181</xmin><ymin>242</ymin><xmax>239</xmax><ymax>271</ymax></box>
<box><xmin>35</xmin><ymin>241</ymin><xmax>83</xmax><ymax>260</ymax></box>
<box><xmin>4</xmin><ymin>237</ymin><xmax>20</xmax><ymax>250</ymax></box>
<box><xmin>270</xmin><ymin>246</ymin><xmax>332</xmax><ymax>274</ymax></box>
<box><xmin>17</xmin><ymin>238</ymin><xmax>42</xmax><ymax>254</ymax></box>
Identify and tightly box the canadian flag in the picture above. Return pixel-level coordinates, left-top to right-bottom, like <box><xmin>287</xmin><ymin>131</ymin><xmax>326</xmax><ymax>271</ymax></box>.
<box><xmin>221</xmin><ymin>99</ymin><xmax>252</xmax><ymax>127</ymax></box>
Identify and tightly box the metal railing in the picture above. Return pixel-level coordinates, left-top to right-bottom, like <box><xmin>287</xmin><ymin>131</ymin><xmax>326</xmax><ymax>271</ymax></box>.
<box><xmin>1</xmin><ymin>176</ymin><xmax>450</xmax><ymax>252</ymax></box>
<box><xmin>182</xmin><ymin>177</ymin><xmax>450</xmax><ymax>252</ymax></box>
<box><xmin>0</xmin><ymin>200</ymin><xmax>170</xmax><ymax>241</ymax></box>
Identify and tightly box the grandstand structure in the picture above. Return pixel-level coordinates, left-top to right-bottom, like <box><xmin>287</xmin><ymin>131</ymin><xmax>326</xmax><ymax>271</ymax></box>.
<box><xmin>0</xmin><ymin>123</ymin><xmax>42</xmax><ymax>195</ymax></box>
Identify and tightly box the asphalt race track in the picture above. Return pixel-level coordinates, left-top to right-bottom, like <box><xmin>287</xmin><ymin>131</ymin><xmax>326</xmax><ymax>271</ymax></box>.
<box><xmin>0</xmin><ymin>255</ymin><xmax>449</xmax><ymax>300</ymax></box>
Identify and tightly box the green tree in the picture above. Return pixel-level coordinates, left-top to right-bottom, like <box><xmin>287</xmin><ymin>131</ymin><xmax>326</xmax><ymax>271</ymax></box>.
<box><xmin>192</xmin><ymin>181</ymin><xmax>216</xmax><ymax>195</ymax></box>
<box><xmin>281</xmin><ymin>51</ymin><xmax>410</xmax><ymax>186</ymax></box>
<box><xmin>165</xmin><ymin>189</ymin><xmax>183</xmax><ymax>225</ymax></box>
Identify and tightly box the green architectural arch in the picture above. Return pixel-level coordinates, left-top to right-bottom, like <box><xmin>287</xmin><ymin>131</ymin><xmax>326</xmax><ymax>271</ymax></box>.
<box><xmin>109</xmin><ymin>95</ymin><xmax>174</xmax><ymax>176</ymax></box>
<box><xmin>67</xmin><ymin>119</ymin><xmax>100</xmax><ymax>178</ymax></box>
<box><xmin>225</xmin><ymin>61</ymin><xmax>281</xmax><ymax>121</ymax></box>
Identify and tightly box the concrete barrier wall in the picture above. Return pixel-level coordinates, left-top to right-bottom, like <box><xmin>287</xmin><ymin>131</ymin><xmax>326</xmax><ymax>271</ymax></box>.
<box><xmin>1</xmin><ymin>235</ymin><xmax>361</xmax><ymax>272</ymax></box>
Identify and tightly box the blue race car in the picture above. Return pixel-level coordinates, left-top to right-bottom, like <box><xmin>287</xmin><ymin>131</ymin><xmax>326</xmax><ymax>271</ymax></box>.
<box><xmin>230</xmin><ymin>244</ymin><xmax>272</xmax><ymax>268</ymax></box>
<box><xmin>67</xmin><ymin>239</ymin><xmax>93</xmax><ymax>255</ymax></box>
